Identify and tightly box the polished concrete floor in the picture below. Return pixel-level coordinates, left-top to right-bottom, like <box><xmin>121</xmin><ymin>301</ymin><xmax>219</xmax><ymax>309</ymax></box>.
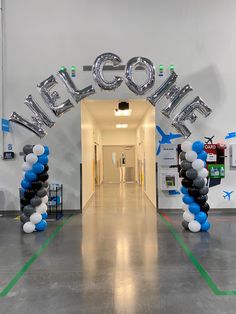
<box><xmin>1</xmin><ymin>184</ymin><xmax>236</xmax><ymax>313</ymax></box>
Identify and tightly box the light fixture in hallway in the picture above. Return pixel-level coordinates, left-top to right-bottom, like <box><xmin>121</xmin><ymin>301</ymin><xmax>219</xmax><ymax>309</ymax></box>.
<box><xmin>114</xmin><ymin>109</ymin><xmax>132</xmax><ymax>116</ymax></box>
<box><xmin>116</xmin><ymin>124</ymin><xmax>128</xmax><ymax>128</ymax></box>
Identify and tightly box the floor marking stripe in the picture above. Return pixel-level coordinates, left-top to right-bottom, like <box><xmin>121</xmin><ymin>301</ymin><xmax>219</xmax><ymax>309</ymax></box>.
<box><xmin>159</xmin><ymin>213</ymin><xmax>236</xmax><ymax>296</ymax></box>
<box><xmin>0</xmin><ymin>215</ymin><xmax>74</xmax><ymax>297</ymax></box>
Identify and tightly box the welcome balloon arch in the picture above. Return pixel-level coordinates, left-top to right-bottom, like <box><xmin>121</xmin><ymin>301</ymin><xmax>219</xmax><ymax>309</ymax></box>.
<box><xmin>9</xmin><ymin>52</ymin><xmax>213</xmax><ymax>233</ymax></box>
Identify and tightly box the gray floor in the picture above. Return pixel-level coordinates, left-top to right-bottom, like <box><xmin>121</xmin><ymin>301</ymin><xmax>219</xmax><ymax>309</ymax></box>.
<box><xmin>1</xmin><ymin>184</ymin><xmax>236</xmax><ymax>313</ymax></box>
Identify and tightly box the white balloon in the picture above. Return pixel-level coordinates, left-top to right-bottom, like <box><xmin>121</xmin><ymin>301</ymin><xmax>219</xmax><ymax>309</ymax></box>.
<box><xmin>185</xmin><ymin>150</ymin><xmax>198</xmax><ymax>162</ymax></box>
<box><xmin>42</xmin><ymin>195</ymin><xmax>48</xmax><ymax>204</ymax></box>
<box><xmin>33</xmin><ymin>144</ymin><xmax>45</xmax><ymax>156</ymax></box>
<box><xmin>188</xmin><ymin>220</ymin><xmax>201</xmax><ymax>233</ymax></box>
<box><xmin>181</xmin><ymin>141</ymin><xmax>192</xmax><ymax>152</ymax></box>
<box><xmin>36</xmin><ymin>203</ymin><xmax>47</xmax><ymax>214</ymax></box>
<box><xmin>204</xmin><ymin>178</ymin><xmax>208</xmax><ymax>185</ymax></box>
<box><xmin>198</xmin><ymin>168</ymin><xmax>209</xmax><ymax>179</ymax></box>
<box><xmin>23</xmin><ymin>222</ymin><xmax>35</xmax><ymax>233</ymax></box>
<box><xmin>22</xmin><ymin>162</ymin><xmax>32</xmax><ymax>171</ymax></box>
<box><xmin>192</xmin><ymin>159</ymin><xmax>204</xmax><ymax>171</ymax></box>
<box><xmin>182</xmin><ymin>204</ymin><xmax>188</xmax><ymax>212</ymax></box>
<box><xmin>30</xmin><ymin>213</ymin><xmax>42</xmax><ymax>225</ymax></box>
<box><xmin>183</xmin><ymin>210</ymin><xmax>195</xmax><ymax>222</ymax></box>
<box><xmin>26</xmin><ymin>153</ymin><xmax>38</xmax><ymax>164</ymax></box>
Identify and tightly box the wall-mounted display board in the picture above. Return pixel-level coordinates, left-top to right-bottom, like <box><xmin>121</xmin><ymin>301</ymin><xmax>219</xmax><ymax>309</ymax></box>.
<box><xmin>160</xmin><ymin>169</ymin><xmax>179</xmax><ymax>190</ymax></box>
<box><xmin>208</xmin><ymin>164</ymin><xmax>225</xmax><ymax>179</ymax></box>
<box><xmin>159</xmin><ymin>144</ymin><xmax>178</xmax><ymax>167</ymax></box>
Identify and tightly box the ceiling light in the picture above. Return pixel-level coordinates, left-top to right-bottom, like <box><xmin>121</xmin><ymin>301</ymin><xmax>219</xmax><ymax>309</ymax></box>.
<box><xmin>116</xmin><ymin>124</ymin><xmax>128</xmax><ymax>128</ymax></box>
<box><xmin>114</xmin><ymin>109</ymin><xmax>132</xmax><ymax>116</ymax></box>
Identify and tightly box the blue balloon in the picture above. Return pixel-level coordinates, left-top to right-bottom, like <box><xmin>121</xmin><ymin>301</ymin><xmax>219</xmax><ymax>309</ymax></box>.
<box><xmin>195</xmin><ymin>211</ymin><xmax>207</xmax><ymax>224</ymax></box>
<box><xmin>25</xmin><ymin>170</ymin><xmax>37</xmax><ymax>182</ymax></box>
<box><xmin>41</xmin><ymin>212</ymin><xmax>48</xmax><ymax>219</ymax></box>
<box><xmin>201</xmin><ymin>220</ymin><xmax>211</xmax><ymax>232</ymax></box>
<box><xmin>181</xmin><ymin>186</ymin><xmax>188</xmax><ymax>194</ymax></box>
<box><xmin>32</xmin><ymin>162</ymin><xmax>44</xmax><ymax>174</ymax></box>
<box><xmin>38</xmin><ymin>155</ymin><xmax>48</xmax><ymax>165</ymax></box>
<box><xmin>198</xmin><ymin>151</ymin><xmax>207</xmax><ymax>161</ymax></box>
<box><xmin>189</xmin><ymin>203</ymin><xmax>201</xmax><ymax>214</ymax></box>
<box><xmin>21</xmin><ymin>179</ymin><xmax>32</xmax><ymax>189</ymax></box>
<box><xmin>192</xmin><ymin>141</ymin><xmax>205</xmax><ymax>153</ymax></box>
<box><xmin>36</xmin><ymin>219</ymin><xmax>47</xmax><ymax>231</ymax></box>
<box><xmin>44</xmin><ymin>146</ymin><xmax>50</xmax><ymax>156</ymax></box>
<box><xmin>183</xmin><ymin>195</ymin><xmax>194</xmax><ymax>205</ymax></box>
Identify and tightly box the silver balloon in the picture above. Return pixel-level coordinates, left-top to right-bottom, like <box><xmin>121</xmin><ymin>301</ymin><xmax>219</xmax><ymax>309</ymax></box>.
<box><xmin>165</xmin><ymin>85</ymin><xmax>180</xmax><ymax>100</ymax></box>
<box><xmin>92</xmin><ymin>52</ymin><xmax>123</xmax><ymax>90</ymax></box>
<box><xmin>57</xmin><ymin>68</ymin><xmax>95</xmax><ymax>103</ymax></box>
<box><xmin>37</xmin><ymin>75</ymin><xmax>74</xmax><ymax>117</ymax></box>
<box><xmin>125</xmin><ymin>57</ymin><xmax>155</xmax><ymax>95</ymax></box>
<box><xmin>161</xmin><ymin>84</ymin><xmax>193</xmax><ymax>118</ymax></box>
<box><xmin>147</xmin><ymin>71</ymin><xmax>178</xmax><ymax>106</ymax></box>
<box><xmin>24</xmin><ymin>95</ymin><xmax>55</xmax><ymax>128</ymax></box>
<box><xmin>172</xmin><ymin>97</ymin><xmax>212</xmax><ymax>138</ymax></box>
<box><xmin>9</xmin><ymin>112</ymin><xmax>47</xmax><ymax>138</ymax></box>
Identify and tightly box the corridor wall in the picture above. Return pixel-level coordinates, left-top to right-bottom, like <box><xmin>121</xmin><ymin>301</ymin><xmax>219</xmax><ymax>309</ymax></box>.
<box><xmin>0</xmin><ymin>0</ymin><xmax>236</xmax><ymax>210</ymax></box>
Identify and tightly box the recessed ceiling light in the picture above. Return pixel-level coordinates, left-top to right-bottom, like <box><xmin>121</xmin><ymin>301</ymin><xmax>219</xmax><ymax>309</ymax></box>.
<box><xmin>116</xmin><ymin>124</ymin><xmax>128</xmax><ymax>128</ymax></box>
<box><xmin>114</xmin><ymin>109</ymin><xmax>132</xmax><ymax>116</ymax></box>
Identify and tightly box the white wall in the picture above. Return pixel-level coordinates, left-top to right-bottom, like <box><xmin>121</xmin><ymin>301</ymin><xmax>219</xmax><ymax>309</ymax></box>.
<box><xmin>102</xmin><ymin>130</ymin><xmax>136</xmax><ymax>146</ymax></box>
<box><xmin>81</xmin><ymin>102</ymin><xmax>102</xmax><ymax>208</ymax></box>
<box><xmin>136</xmin><ymin>106</ymin><xmax>156</xmax><ymax>206</ymax></box>
<box><xmin>1</xmin><ymin>0</ymin><xmax>236</xmax><ymax>210</ymax></box>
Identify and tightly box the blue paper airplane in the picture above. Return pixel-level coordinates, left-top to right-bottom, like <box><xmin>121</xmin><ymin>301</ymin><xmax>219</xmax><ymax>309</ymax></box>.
<box><xmin>223</xmin><ymin>190</ymin><xmax>233</xmax><ymax>200</ymax></box>
<box><xmin>156</xmin><ymin>126</ymin><xmax>182</xmax><ymax>155</ymax></box>
<box><xmin>225</xmin><ymin>132</ymin><xmax>236</xmax><ymax>139</ymax></box>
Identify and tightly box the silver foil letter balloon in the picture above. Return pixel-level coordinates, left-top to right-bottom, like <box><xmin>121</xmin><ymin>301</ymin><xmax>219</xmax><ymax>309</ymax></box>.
<box><xmin>92</xmin><ymin>52</ymin><xmax>123</xmax><ymax>90</ymax></box>
<box><xmin>161</xmin><ymin>84</ymin><xmax>193</xmax><ymax>118</ymax></box>
<box><xmin>172</xmin><ymin>96</ymin><xmax>212</xmax><ymax>138</ymax></box>
<box><xmin>24</xmin><ymin>95</ymin><xmax>55</xmax><ymax>128</ymax></box>
<box><xmin>9</xmin><ymin>95</ymin><xmax>56</xmax><ymax>138</ymax></box>
<box><xmin>125</xmin><ymin>57</ymin><xmax>155</xmax><ymax>95</ymax></box>
<box><xmin>147</xmin><ymin>71</ymin><xmax>178</xmax><ymax>106</ymax></box>
<box><xmin>37</xmin><ymin>75</ymin><xmax>74</xmax><ymax>117</ymax></box>
<box><xmin>57</xmin><ymin>68</ymin><xmax>95</xmax><ymax>103</ymax></box>
<box><xmin>9</xmin><ymin>112</ymin><xmax>47</xmax><ymax>138</ymax></box>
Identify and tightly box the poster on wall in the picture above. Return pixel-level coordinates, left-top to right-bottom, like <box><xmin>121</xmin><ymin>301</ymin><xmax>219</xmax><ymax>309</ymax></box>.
<box><xmin>160</xmin><ymin>169</ymin><xmax>179</xmax><ymax>190</ymax></box>
<box><xmin>159</xmin><ymin>144</ymin><xmax>178</xmax><ymax>167</ymax></box>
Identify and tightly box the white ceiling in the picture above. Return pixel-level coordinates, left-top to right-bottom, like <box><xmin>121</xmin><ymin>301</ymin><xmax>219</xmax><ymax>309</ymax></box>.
<box><xmin>83</xmin><ymin>99</ymin><xmax>151</xmax><ymax>130</ymax></box>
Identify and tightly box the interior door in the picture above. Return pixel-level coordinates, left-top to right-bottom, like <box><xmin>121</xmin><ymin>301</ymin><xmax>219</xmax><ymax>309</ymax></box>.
<box><xmin>103</xmin><ymin>146</ymin><xmax>135</xmax><ymax>183</ymax></box>
<box><xmin>103</xmin><ymin>146</ymin><xmax>121</xmax><ymax>183</ymax></box>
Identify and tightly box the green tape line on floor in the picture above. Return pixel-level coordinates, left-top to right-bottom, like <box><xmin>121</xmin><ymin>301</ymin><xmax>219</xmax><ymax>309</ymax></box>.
<box><xmin>0</xmin><ymin>215</ymin><xmax>74</xmax><ymax>298</ymax></box>
<box><xmin>159</xmin><ymin>213</ymin><xmax>236</xmax><ymax>296</ymax></box>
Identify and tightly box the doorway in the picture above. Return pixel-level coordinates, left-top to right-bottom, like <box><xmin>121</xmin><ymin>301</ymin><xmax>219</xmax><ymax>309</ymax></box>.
<box><xmin>103</xmin><ymin>145</ymin><xmax>135</xmax><ymax>183</ymax></box>
<box><xmin>81</xmin><ymin>99</ymin><xmax>156</xmax><ymax>209</ymax></box>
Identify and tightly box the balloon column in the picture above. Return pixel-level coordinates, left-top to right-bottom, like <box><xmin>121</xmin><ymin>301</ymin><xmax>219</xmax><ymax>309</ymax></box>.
<box><xmin>180</xmin><ymin>140</ymin><xmax>211</xmax><ymax>232</ymax></box>
<box><xmin>20</xmin><ymin>144</ymin><xmax>50</xmax><ymax>233</ymax></box>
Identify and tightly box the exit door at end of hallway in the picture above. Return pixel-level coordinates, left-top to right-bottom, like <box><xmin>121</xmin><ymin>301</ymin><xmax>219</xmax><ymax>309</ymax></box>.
<box><xmin>103</xmin><ymin>146</ymin><xmax>135</xmax><ymax>183</ymax></box>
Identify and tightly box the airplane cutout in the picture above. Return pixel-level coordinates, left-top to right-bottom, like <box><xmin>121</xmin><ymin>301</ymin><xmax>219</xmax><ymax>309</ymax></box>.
<box><xmin>223</xmin><ymin>190</ymin><xmax>233</xmax><ymax>201</ymax></box>
<box><xmin>225</xmin><ymin>132</ymin><xmax>236</xmax><ymax>140</ymax></box>
<box><xmin>156</xmin><ymin>126</ymin><xmax>182</xmax><ymax>155</ymax></box>
<box><xmin>204</xmin><ymin>136</ymin><xmax>214</xmax><ymax>144</ymax></box>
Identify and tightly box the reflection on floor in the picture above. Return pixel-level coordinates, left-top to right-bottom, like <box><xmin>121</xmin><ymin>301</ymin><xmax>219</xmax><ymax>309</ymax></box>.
<box><xmin>0</xmin><ymin>183</ymin><xmax>236</xmax><ymax>313</ymax></box>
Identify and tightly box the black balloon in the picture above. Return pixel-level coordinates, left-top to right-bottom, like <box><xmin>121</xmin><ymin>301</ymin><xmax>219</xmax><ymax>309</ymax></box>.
<box><xmin>195</xmin><ymin>195</ymin><xmax>208</xmax><ymax>206</ymax></box>
<box><xmin>199</xmin><ymin>186</ymin><xmax>209</xmax><ymax>195</ymax></box>
<box><xmin>201</xmin><ymin>202</ymin><xmax>210</xmax><ymax>213</ymax></box>
<box><xmin>31</xmin><ymin>181</ymin><xmax>43</xmax><ymax>190</ymax></box>
<box><xmin>23</xmin><ymin>204</ymin><xmax>35</xmax><ymax>216</ymax></box>
<box><xmin>24</xmin><ymin>189</ymin><xmax>36</xmax><ymax>200</ymax></box>
<box><xmin>44</xmin><ymin>165</ymin><xmax>49</xmax><ymax>172</ymax></box>
<box><xmin>37</xmin><ymin>173</ymin><xmax>49</xmax><ymax>182</ymax></box>
<box><xmin>181</xmin><ymin>178</ymin><xmax>193</xmax><ymax>188</ymax></box>
<box><xmin>37</xmin><ymin>188</ymin><xmax>47</xmax><ymax>198</ymax></box>
<box><xmin>186</xmin><ymin>168</ymin><xmax>198</xmax><ymax>180</ymax></box>
<box><xmin>181</xmin><ymin>160</ymin><xmax>192</xmax><ymax>170</ymax></box>
<box><xmin>20</xmin><ymin>197</ymin><xmax>30</xmax><ymax>206</ymax></box>
<box><xmin>23</xmin><ymin>144</ymin><xmax>33</xmax><ymax>155</ymax></box>
<box><xmin>182</xmin><ymin>220</ymin><xmax>189</xmax><ymax>229</ymax></box>
<box><xmin>188</xmin><ymin>187</ymin><xmax>201</xmax><ymax>197</ymax></box>
<box><xmin>20</xmin><ymin>213</ymin><xmax>30</xmax><ymax>223</ymax></box>
<box><xmin>180</xmin><ymin>169</ymin><xmax>187</xmax><ymax>178</ymax></box>
<box><xmin>43</xmin><ymin>181</ymin><xmax>49</xmax><ymax>189</ymax></box>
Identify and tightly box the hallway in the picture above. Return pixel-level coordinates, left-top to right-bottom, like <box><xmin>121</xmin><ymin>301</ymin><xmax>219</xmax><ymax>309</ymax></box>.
<box><xmin>1</xmin><ymin>184</ymin><xmax>236</xmax><ymax>313</ymax></box>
